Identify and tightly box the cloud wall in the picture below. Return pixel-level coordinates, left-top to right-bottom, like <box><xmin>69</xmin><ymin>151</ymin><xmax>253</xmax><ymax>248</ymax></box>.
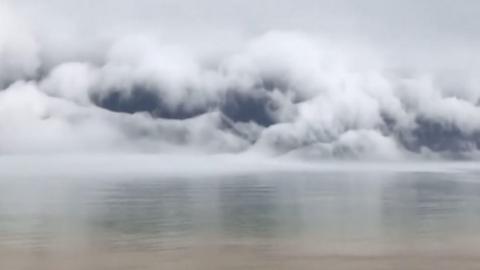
<box><xmin>1</xmin><ymin>1</ymin><xmax>480</xmax><ymax>160</ymax></box>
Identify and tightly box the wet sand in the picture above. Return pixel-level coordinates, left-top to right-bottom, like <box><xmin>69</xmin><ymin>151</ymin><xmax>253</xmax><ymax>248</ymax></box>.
<box><xmin>2</xmin><ymin>246</ymin><xmax>480</xmax><ymax>270</ymax></box>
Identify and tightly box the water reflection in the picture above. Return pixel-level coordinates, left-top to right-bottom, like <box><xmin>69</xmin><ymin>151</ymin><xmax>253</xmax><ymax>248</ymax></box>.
<box><xmin>219</xmin><ymin>176</ymin><xmax>283</xmax><ymax>238</ymax></box>
<box><xmin>89</xmin><ymin>180</ymin><xmax>196</xmax><ymax>251</ymax></box>
<box><xmin>380</xmin><ymin>173</ymin><xmax>480</xmax><ymax>243</ymax></box>
<box><xmin>1</xmin><ymin>171</ymin><xmax>480</xmax><ymax>268</ymax></box>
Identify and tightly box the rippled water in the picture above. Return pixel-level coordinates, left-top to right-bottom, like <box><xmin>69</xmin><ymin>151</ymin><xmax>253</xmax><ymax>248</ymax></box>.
<box><xmin>1</xmin><ymin>170</ymin><xmax>480</xmax><ymax>269</ymax></box>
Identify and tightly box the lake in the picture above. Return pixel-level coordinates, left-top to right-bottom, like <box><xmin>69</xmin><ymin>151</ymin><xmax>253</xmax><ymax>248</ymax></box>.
<box><xmin>1</xmin><ymin>159</ymin><xmax>480</xmax><ymax>269</ymax></box>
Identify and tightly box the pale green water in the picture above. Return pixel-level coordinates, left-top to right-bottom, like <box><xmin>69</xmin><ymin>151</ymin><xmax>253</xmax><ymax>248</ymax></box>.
<box><xmin>1</xmin><ymin>170</ymin><xmax>480</xmax><ymax>269</ymax></box>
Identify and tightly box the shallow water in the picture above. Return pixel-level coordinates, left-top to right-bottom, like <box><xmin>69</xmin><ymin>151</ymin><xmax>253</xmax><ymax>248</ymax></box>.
<box><xmin>1</xmin><ymin>170</ymin><xmax>480</xmax><ymax>269</ymax></box>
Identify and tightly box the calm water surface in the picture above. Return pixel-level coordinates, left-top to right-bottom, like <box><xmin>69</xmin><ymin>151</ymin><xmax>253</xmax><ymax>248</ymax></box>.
<box><xmin>1</xmin><ymin>170</ymin><xmax>480</xmax><ymax>269</ymax></box>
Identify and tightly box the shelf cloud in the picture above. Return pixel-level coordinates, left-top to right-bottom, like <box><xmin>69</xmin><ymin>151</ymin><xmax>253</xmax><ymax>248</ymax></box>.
<box><xmin>1</xmin><ymin>0</ymin><xmax>480</xmax><ymax>159</ymax></box>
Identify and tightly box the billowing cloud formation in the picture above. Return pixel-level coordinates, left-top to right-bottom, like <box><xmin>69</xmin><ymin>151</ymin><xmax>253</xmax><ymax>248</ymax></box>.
<box><xmin>1</xmin><ymin>1</ymin><xmax>480</xmax><ymax>160</ymax></box>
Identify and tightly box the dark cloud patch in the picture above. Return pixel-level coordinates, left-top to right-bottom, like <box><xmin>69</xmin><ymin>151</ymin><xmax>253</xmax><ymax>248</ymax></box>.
<box><xmin>91</xmin><ymin>85</ymin><xmax>210</xmax><ymax>119</ymax></box>
<box><xmin>399</xmin><ymin>117</ymin><xmax>480</xmax><ymax>153</ymax></box>
<box><xmin>220</xmin><ymin>89</ymin><xmax>278</xmax><ymax>127</ymax></box>
<box><xmin>90</xmin><ymin>81</ymin><xmax>292</xmax><ymax>129</ymax></box>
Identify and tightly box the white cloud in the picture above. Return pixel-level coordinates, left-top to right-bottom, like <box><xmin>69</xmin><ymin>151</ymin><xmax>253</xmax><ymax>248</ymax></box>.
<box><xmin>0</xmin><ymin>1</ymin><xmax>479</xmax><ymax>159</ymax></box>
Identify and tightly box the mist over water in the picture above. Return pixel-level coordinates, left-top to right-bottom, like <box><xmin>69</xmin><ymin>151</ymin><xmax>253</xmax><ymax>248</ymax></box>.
<box><xmin>1</xmin><ymin>0</ymin><xmax>480</xmax><ymax>159</ymax></box>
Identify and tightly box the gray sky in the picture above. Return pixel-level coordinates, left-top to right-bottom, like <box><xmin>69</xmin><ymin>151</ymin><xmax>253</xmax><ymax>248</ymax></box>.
<box><xmin>9</xmin><ymin>0</ymin><xmax>480</xmax><ymax>63</ymax></box>
<box><xmin>12</xmin><ymin>0</ymin><xmax>480</xmax><ymax>35</ymax></box>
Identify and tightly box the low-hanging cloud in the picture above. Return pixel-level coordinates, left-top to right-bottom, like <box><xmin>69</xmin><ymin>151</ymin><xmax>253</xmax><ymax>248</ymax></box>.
<box><xmin>1</xmin><ymin>1</ymin><xmax>480</xmax><ymax>160</ymax></box>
